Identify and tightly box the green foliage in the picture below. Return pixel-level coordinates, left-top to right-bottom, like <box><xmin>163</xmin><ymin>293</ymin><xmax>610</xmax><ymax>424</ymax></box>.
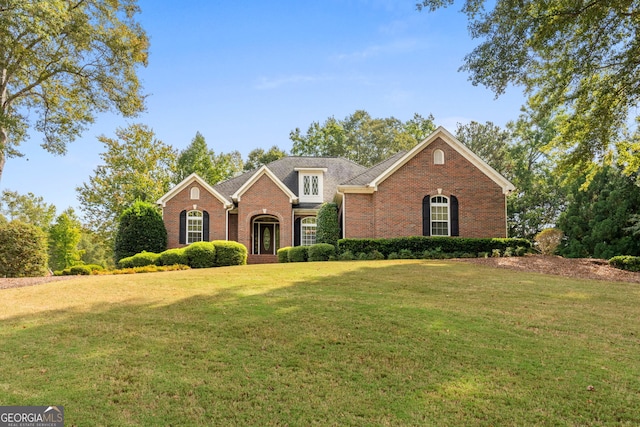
<box><xmin>0</xmin><ymin>190</ymin><xmax>56</xmax><ymax>230</ymax></box>
<box><xmin>290</xmin><ymin>110</ymin><xmax>435</xmax><ymax>167</ymax></box>
<box><xmin>288</xmin><ymin>246</ymin><xmax>308</xmax><ymax>263</ymax></box>
<box><xmin>338</xmin><ymin>250</ymin><xmax>356</xmax><ymax>261</ymax></box>
<box><xmin>338</xmin><ymin>236</ymin><xmax>531</xmax><ymax>258</ymax></box>
<box><xmin>212</xmin><ymin>240</ymin><xmax>248</xmax><ymax>266</ymax></box>
<box><xmin>609</xmin><ymin>256</ymin><xmax>640</xmax><ymax>272</ymax></box>
<box><xmin>48</xmin><ymin>208</ymin><xmax>82</xmax><ymax>271</ymax></box>
<box><xmin>156</xmin><ymin>248</ymin><xmax>187</xmax><ymax>266</ymax></box>
<box><xmin>184</xmin><ymin>242</ymin><xmax>216</xmax><ymax>269</ymax></box>
<box><xmin>114</xmin><ymin>201</ymin><xmax>167</xmax><ymax>263</ymax></box>
<box><xmin>307</xmin><ymin>244</ymin><xmax>335</xmax><ymax>262</ymax></box>
<box><xmin>316</xmin><ymin>203</ymin><xmax>340</xmax><ymax>247</ymax></box>
<box><xmin>455</xmin><ymin>121</ymin><xmax>512</xmax><ymax>176</ymax></box>
<box><xmin>77</xmin><ymin>124</ymin><xmax>177</xmax><ymax>238</ymax></box>
<box><xmin>68</xmin><ymin>265</ymin><xmax>92</xmax><ymax>276</ymax></box>
<box><xmin>0</xmin><ymin>221</ymin><xmax>49</xmax><ymax>277</ymax></box>
<box><xmin>243</xmin><ymin>146</ymin><xmax>287</xmax><ymax>171</ymax></box>
<box><xmin>78</xmin><ymin>231</ymin><xmax>112</xmax><ymax>269</ymax></box>
<box><xmin>418</xmin><ymin>0</ymin><xmax>640</xmax><ymax>176</ymax></box>
<box><xmin>0</xmin><ymin>0</ymin><xmax>148</xmax><ymax>181</ymax></box>
<box><xmin>534</xmin><ymin>228</ymin><xmax>564</xmax><ymax>256</ymax></box>
<box><xmin>118</xmin><ymin>252</ymin><xmax>160</xmax><ymax>269</ymax></box>
<box><xmin>175</xmin><ymin>132</ymin><xmax>243</xmax><ymax>185</ymax></box>
<box><xmin>277</xmin><ymin>247</ymin><xmax>291</xmax><ymax>263</ymax></box>
<box><xmin>557</xmin><ymin>166</ymin><xmax>640</xmax><ymax>258</ymax></box>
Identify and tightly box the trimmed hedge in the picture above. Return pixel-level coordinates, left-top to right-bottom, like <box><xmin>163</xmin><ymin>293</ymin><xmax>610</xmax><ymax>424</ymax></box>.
<box><xmin>307</xmin><ymin>243</ymin><xmax>335</xmax><ymax>261</ymax></box>
<box><xmin>184</xmin><ymin>242</ymin><xmax>216</xmax><ymax>268</ymax></box>
<box><xmin>212</xmin><ymin>240</ymin><xmax>247</xmax><ymax>266</ymax></box>
<box><xmin>288</xmin><ymin>246</ymin><xmax>308</xmax><ymax>263</ymax></box>
<box><xmin>277</xmin><ymin>247</ymin><xmax>291</xmax><ymax>263</ymax></box>
<box><xmin>118</xmin><ymin>251</ymin><xmax>160</xmax><ymax>269</ymax></box>
<box><xmin>337</xmin><ymin>236</ymin><xmax>531</xmax><ymax>258</ymax></box>
<box><xmin>609</xmin><ymin>255</ymin><xmax>640</xmax><ymax>272</ymax></box>
<box><xmin>157</xmin><ymin>248</ymin><xmax>187</xmax><ymax>266</ymax></box>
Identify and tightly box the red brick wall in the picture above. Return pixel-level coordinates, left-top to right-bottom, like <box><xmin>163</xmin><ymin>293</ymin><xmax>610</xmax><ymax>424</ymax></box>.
<box><xmin>345</xmin><ymin>137</ymin><xmax>507</xmax><ymax>238</ymax></box>
<box><xmin>236</xmin><ymin>174</ymin><xmax>293</xmax><ymax>253</ymax></box>
<box><xmin>162</xmin><ymin>181</ymin><xmax>228</xmax><ymax>249</ymax></box>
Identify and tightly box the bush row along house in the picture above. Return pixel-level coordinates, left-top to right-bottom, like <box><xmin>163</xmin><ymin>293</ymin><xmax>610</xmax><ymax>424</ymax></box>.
<box><xmin>157</xmin><ymin>127</ymin><xmax>515</xmax><ymax>263</ymax></box>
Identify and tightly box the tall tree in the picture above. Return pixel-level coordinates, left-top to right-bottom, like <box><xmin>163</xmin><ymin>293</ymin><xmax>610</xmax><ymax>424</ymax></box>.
<box><xmin>455</xmin><ymin>121</ymin><xmax>512</xmax><ymax>176</ymax></box>
<box><xmin>244</xmin><ymin>146</ymin><xmax>287</xmax><ymax>171</ymax></box>
<box><xmin>175</xmin><ymin>132</ymin><xmax>244</xmax><ymax>184</ymax></box>
<box><xmin>290</xmin><ymin>110</ymin><xmax>435</xmax><ymax>167</ymax></box>
<box><xmin>0</xmin><ymin>190</ymin><xmax>56</xmax><ymax>230</ymax></box>
<box><xmin>77</xmin><ymin>124</ymin><xmax>176</xmax><ymax>237</ymax></box>
<box><xmin>48</xmin><ymin>208</ymin><xmax>82</xmax><ymax>271</ymax></box>
<box><xmin>418</xmin><ymin>0</ymin><xmax>640</xmax><ymax>175</ymax></box>
<box><xmin>0</xmin><ymin>0</ymin><xmax>148</xmax><ymax>182</ymax></box>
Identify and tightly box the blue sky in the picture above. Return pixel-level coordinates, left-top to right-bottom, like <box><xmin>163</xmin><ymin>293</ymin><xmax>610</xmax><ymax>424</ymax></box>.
<box><xmin>2</xmin><ymin>0</ymin><xmax>525</xmax><ymax>215</ymax></box>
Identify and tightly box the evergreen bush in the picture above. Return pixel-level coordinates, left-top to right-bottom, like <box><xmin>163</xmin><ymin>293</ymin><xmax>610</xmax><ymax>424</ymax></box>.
<box><xmin>156</xmin><ymin>248</ymin><xmax>187</xmax><ymax>266</ymax></box>
<box><xmin>277</xmin><ymin>247</ymin><xmax>291</xmax><ymax>263</ymax></box>
<box><xmin>212</xmin><ymin>240</ymin><xmax>247</xmax><ymax>266</ymax></box>
<box><xmin>307</xmin><ymin>243</ymin><xmax>335</xmax><ymax>262</ymax></box>
<box><xmin>609</xmin><ymin>255</ymin><xmax>640</xmax><ymax>272</ymax></box>
<box><xmin>114</xmin><ymin>201</ymin><xmax>167</xmax><ymax>263</ymax></box>
<box><xmin>0</xmin><ymin>221</ymin><xmax>49</xmax><ymax>277</ymax></box>
<box><xmin>288</xmin><ymin>246</ymin><xmax>308</xmax><ymax>263</ymax></box>
<box><xmin>184</xmin><ymin>242</ymin><xmax>216</xmax><ymax>268</ymax></box>
<box><xmin>316</xmin><ymin>203</ymin><xmax>340</xmax><ymax>247</ymax></box>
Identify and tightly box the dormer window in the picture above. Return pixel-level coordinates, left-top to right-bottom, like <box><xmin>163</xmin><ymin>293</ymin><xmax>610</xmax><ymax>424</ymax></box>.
<box><xmin>295</xmin><ymin>168</ymin><xmax>327</xmax><ymax>203</ymax></box>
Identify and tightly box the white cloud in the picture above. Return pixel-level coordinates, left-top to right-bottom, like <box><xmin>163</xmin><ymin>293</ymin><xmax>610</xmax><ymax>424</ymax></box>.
<box><xmin>332</xmin><ymin>38</ymin><xmax>424</xmax><ymax>61</ymax></box>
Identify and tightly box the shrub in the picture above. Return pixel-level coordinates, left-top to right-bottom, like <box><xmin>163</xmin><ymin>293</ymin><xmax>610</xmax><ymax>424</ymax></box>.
<box><xmin>316</xmin><ymin>203</ymin><xmax>340</xmax><ymax>247</ymax></box>
<box><xmin>118</xmin><ymin>251</ymin><xmax>160</xmax><ymax>268</ymax></box>
<box><xmin>69</xmin><ymin>265</ymin><xmax>92</xmax><ymax>275</ymax></box>
<box><xmin>387</xmin><ymin>252</ymin><xmax>399</xmax><ymax>260</ymax></box>
<box><xmin>114</xmin><ymin>201</ymin><xmax>167</xmax><ymax>263</ymax></box>
<box><xmin>338</xmin><ymin>250</ymin><xmax>355</xmax><ymax>261</ymax></box>
<box><xmin>84</xmin><ymin>264</ymin><xmax>105</xmax><ymax>272</ymax></box>
<box><xmin>492</xmin><ymin>249</ymin><xmax>501</xmax><ymax>258</ymax></box>
<box><xmin>307</xmin><ymin>243</ymin><xmax>335</xmax><ymax>262</ymax></box>
<box><xmin>369</xmin><ymin>250</ymin><xmax>385</xmax><ymax>260</ymax></box>
<box><xmin>184</xmin><ymin>242</ymin><xmax>216</xmax><ymax>268</ymax></box>
<box><xmin>157</xmin><ymin>248</ymin><xmax>187</xmax><ymax>266</ymax></box>
<box><xmin>277</xmin><ymin>247</ymin><xmax>291</xmax><ymax>263</ymax></box>
<box><xmin>398</xmin><ymin>249</ymin><xmax>415</xmax><ymax>259</ymax></box>
<box><xmin>212</xmin><ymin>240</ymin><xmax>247</xmax><ymax>266</ymax></box>
<box><xmin>288</xmin><ymin>246</ymin><xmax>308</xmax><ymax>263</ymax></box>
<box><xmin>535</xmin><ymin>228</ymin><xmax>564</xmax><ymax>255</ymax></box>
<box><xmin>0</xmin><ymin>221</ymin><xmax>49</xmax><ymax>277</ymax></box>
<box><xmin>609</xmin><ymin>255</ymin><xmax>640</xmax><ymax>272</ymax></box>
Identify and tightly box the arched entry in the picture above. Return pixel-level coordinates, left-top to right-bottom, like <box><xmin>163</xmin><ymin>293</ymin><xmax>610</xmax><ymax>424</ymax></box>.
<box><xmin>252</xmin><ymin>215</ymin><xmax>280</xmax><ymax>255</ymax></box>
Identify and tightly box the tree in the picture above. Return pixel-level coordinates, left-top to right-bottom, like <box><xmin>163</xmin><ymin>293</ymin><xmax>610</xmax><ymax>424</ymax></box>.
<box><xmin>77</xmin><ymin>124</ymin><xmax>176</xmax><ymax>238</ymax></box>
<box><xmin>455</xmin><ymin>121</ymin><xmax>512</xmax><ymax>176</ymax></box>
<box><xmin>290</xmin><ymin>110</ymin><xmax>436</xmax><ymax>167</ymax></box>
<box><xmin>0</xmin><ymin>190</ymin><xmax>56</xmax><ymax>230</ymax></box>
<box><xmin>557</xmin><ymin>166</ymin><xmax>640</xmax><ymax>259</ymax></box>
<box><xmin>78</xmin><ymin>230</ymin><xmax>111</xmax><ymax>268</ymax></box>
<box><xmin>244</xmin><ymin>146</ymin><xmax>287</xmax><ymax>171</ymax></box>
<box><xmin>316</xmin><ymin>203</ymin><xmax>340</xmax><ymax>247</ymax></box>
<box><xmin>0</xmin><ymin>0</ymin><xmax>148</xmax><ymax>182</ymax></box>
<box><xmin>0</xmin><ymin>221</ymin><xmax>49</xmax><ymax>277</ymax></box>
<box><xmin>48</xmin><ymin>208</ymin><xmax>82</xmax><ymax>271</ymax></box>
<box><xmin>114</xmin><ymin>200</ymin><xmax>167</xmax><ymax>263</ymax></box>
<box><xmin>175</xmin><ymin>132</ymin><xmax>243</xmax><ymax>185</ymax></box>
<box><xmin>417</xmin><ymin>0</ymin><xmax>640</xmax><ymax>175</ymax></box>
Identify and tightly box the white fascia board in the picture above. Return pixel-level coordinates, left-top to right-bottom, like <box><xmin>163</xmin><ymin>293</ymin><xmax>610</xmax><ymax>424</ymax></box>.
<box><xmin>157</xmin><ymin>173</ymin><xmax>233</xmax><ymax>208</ymax></box>
<box><xmin>336</xmin><ymin>185</ymin><xmax>376</xmax><ymax>194</ymax></box>
<box><xmin>369</xmin><ymin>126</ymin><xmax>516</xmax><ymax>194</ymax></box>
<box><xmin>232</xmin><ymin>165</ymin><xmax>298</xmax><ymax>203</ymax></box>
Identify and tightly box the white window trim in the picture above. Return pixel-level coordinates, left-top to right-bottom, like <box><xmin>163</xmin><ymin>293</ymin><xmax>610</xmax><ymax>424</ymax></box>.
<box><xmin>297</xmin><ymin>170</ymin><xmax>324</xmax><ymax>203</ymax></box>
<box><xmin>187</xmin><ymin>210</ymin><xmax>203</xmax><ymax>244</ymax></box>
<box><xmin>190</xmin><ymin>186</ymin><xmax>200</xmax><ymax>200</ymax></box>
<box><xmin>430</xmin><ymin>196</ymin><xmax>450</xmax><ymax>236</ymax></box>
<box><xmin>301</xmin><ymin>217</ymin><xmax>317</xmax><ymax>246</ymax></box>
<box><xmin>434</xmin><ymin>149</ymin><xmax>445</xmax><ymax>165</ymax></box>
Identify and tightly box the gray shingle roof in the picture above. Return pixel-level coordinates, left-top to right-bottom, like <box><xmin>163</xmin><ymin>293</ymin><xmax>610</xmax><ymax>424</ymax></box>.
<box><xmin>341</xmin><ymin>151</ymin><xmax>407</xmax><ymax>185</ymax></box>
<box><xmin>213</xmin><ymin>156</ymin><xmax>368</xmax><ymax>204</ymax></box>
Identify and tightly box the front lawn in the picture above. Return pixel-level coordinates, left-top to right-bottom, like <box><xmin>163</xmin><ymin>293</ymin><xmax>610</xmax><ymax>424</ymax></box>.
<box><xmin>1</xmin><ymin>260</ymin><xmax>638</xmax><ymax>425</ymax></box>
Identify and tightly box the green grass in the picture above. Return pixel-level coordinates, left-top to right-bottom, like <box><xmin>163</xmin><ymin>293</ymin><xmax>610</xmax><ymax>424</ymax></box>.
<box><xmin>1</xmin><ymin>260</ymin><xmax>639</xmax><ymax>426</ymax></box>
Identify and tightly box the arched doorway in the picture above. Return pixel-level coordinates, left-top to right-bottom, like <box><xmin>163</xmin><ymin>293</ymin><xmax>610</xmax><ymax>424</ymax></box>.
<box><xmin>252</xmin><ymin>215</ymin><xmax>280</xmax><ymax>255</ymax></box>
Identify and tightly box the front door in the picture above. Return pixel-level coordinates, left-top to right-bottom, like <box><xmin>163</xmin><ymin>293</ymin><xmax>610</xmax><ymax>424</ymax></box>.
<box><xmin>260</xmin><ymin>224</ymin><xmax>275</xmax><ymax>255</ymax></box>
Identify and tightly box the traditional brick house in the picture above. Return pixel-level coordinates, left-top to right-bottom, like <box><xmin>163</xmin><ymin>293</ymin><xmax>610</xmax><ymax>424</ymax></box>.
<box><xmin>157</xmin><ymin>127</ymin><xmax>515</xmax><ymax>263</ymax></box>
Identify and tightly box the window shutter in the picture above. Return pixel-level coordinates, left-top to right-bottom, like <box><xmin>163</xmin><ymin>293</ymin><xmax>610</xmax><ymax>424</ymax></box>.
<box><xmin>179</xmin><ymin>210</ymin><xmax>187</xmax><ymax>244</ymax></box>
<box><xmin>450</xmin><ymin>195</ymin><xmax>459</xmax><ymax>236</ymax></box>
<box><xmin>422</xmin><ymin>195</ymin><xmax>430</xmax><ymax>236</ymax></box>
<box><xmin>203</xmin><ymin>211</ymin><xmax>210</xmax><ymax>241</ymax></box>
<box><xmin>294</xmin><ymin>218</ymin><xmax>301</xmax><ymax>246</ymax></box>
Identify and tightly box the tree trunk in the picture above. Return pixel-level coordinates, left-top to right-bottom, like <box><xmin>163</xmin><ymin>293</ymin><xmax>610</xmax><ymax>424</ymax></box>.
<box><xmin>1</xmin><ymin>68</ymin><xmax>7</xmax><ymax>183</ymax></box>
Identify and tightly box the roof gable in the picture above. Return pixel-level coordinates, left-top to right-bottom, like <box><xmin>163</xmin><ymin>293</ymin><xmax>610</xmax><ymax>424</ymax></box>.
<box><xmin>340</xmin><ymin>127</ymin><xmax>515</xmax><ymax>194</ymax></box>
<box><xmin>157</xmin><ymin>173</ymin><xmax>232</xmax><ymax>207</ymax></box>
<box><xmin>231</xmin><ymin>165</ymin><xmax>298</xmax><ymax>203</ymax></box>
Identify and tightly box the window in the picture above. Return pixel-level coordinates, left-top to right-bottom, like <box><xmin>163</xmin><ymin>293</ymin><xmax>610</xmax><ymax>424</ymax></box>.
<box><xmin>303</xmin><ymin>175</ymin><xmax>319</xmax><ymax>197</ymax></box>
<box><xmin>430</xmin><ymin>196</ymin><xmax>449</xmax><ymax>236</ymax></box>
<box><xmin>434</xmin><ymin>149</ymin><xmax>444</xmax><ymax>165</ymax></box>
<box><xmin>296</xmin><ymin>169</ymin><xmax>326</xmax><ymax>203</ymax></box>
<box><xmin>301</xmin><ymin>217</ymin><xmax>317</xmax><ymax>246</ymax></box>
<box><xmin>187</xmin><ymin>210</ymin><xmax>203</xmax><ymax>243</ymax></box>
<box><xmin>190</xmin><ymin>187</ymin><xmax>200</xmax><ymax>200</ymax></box>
